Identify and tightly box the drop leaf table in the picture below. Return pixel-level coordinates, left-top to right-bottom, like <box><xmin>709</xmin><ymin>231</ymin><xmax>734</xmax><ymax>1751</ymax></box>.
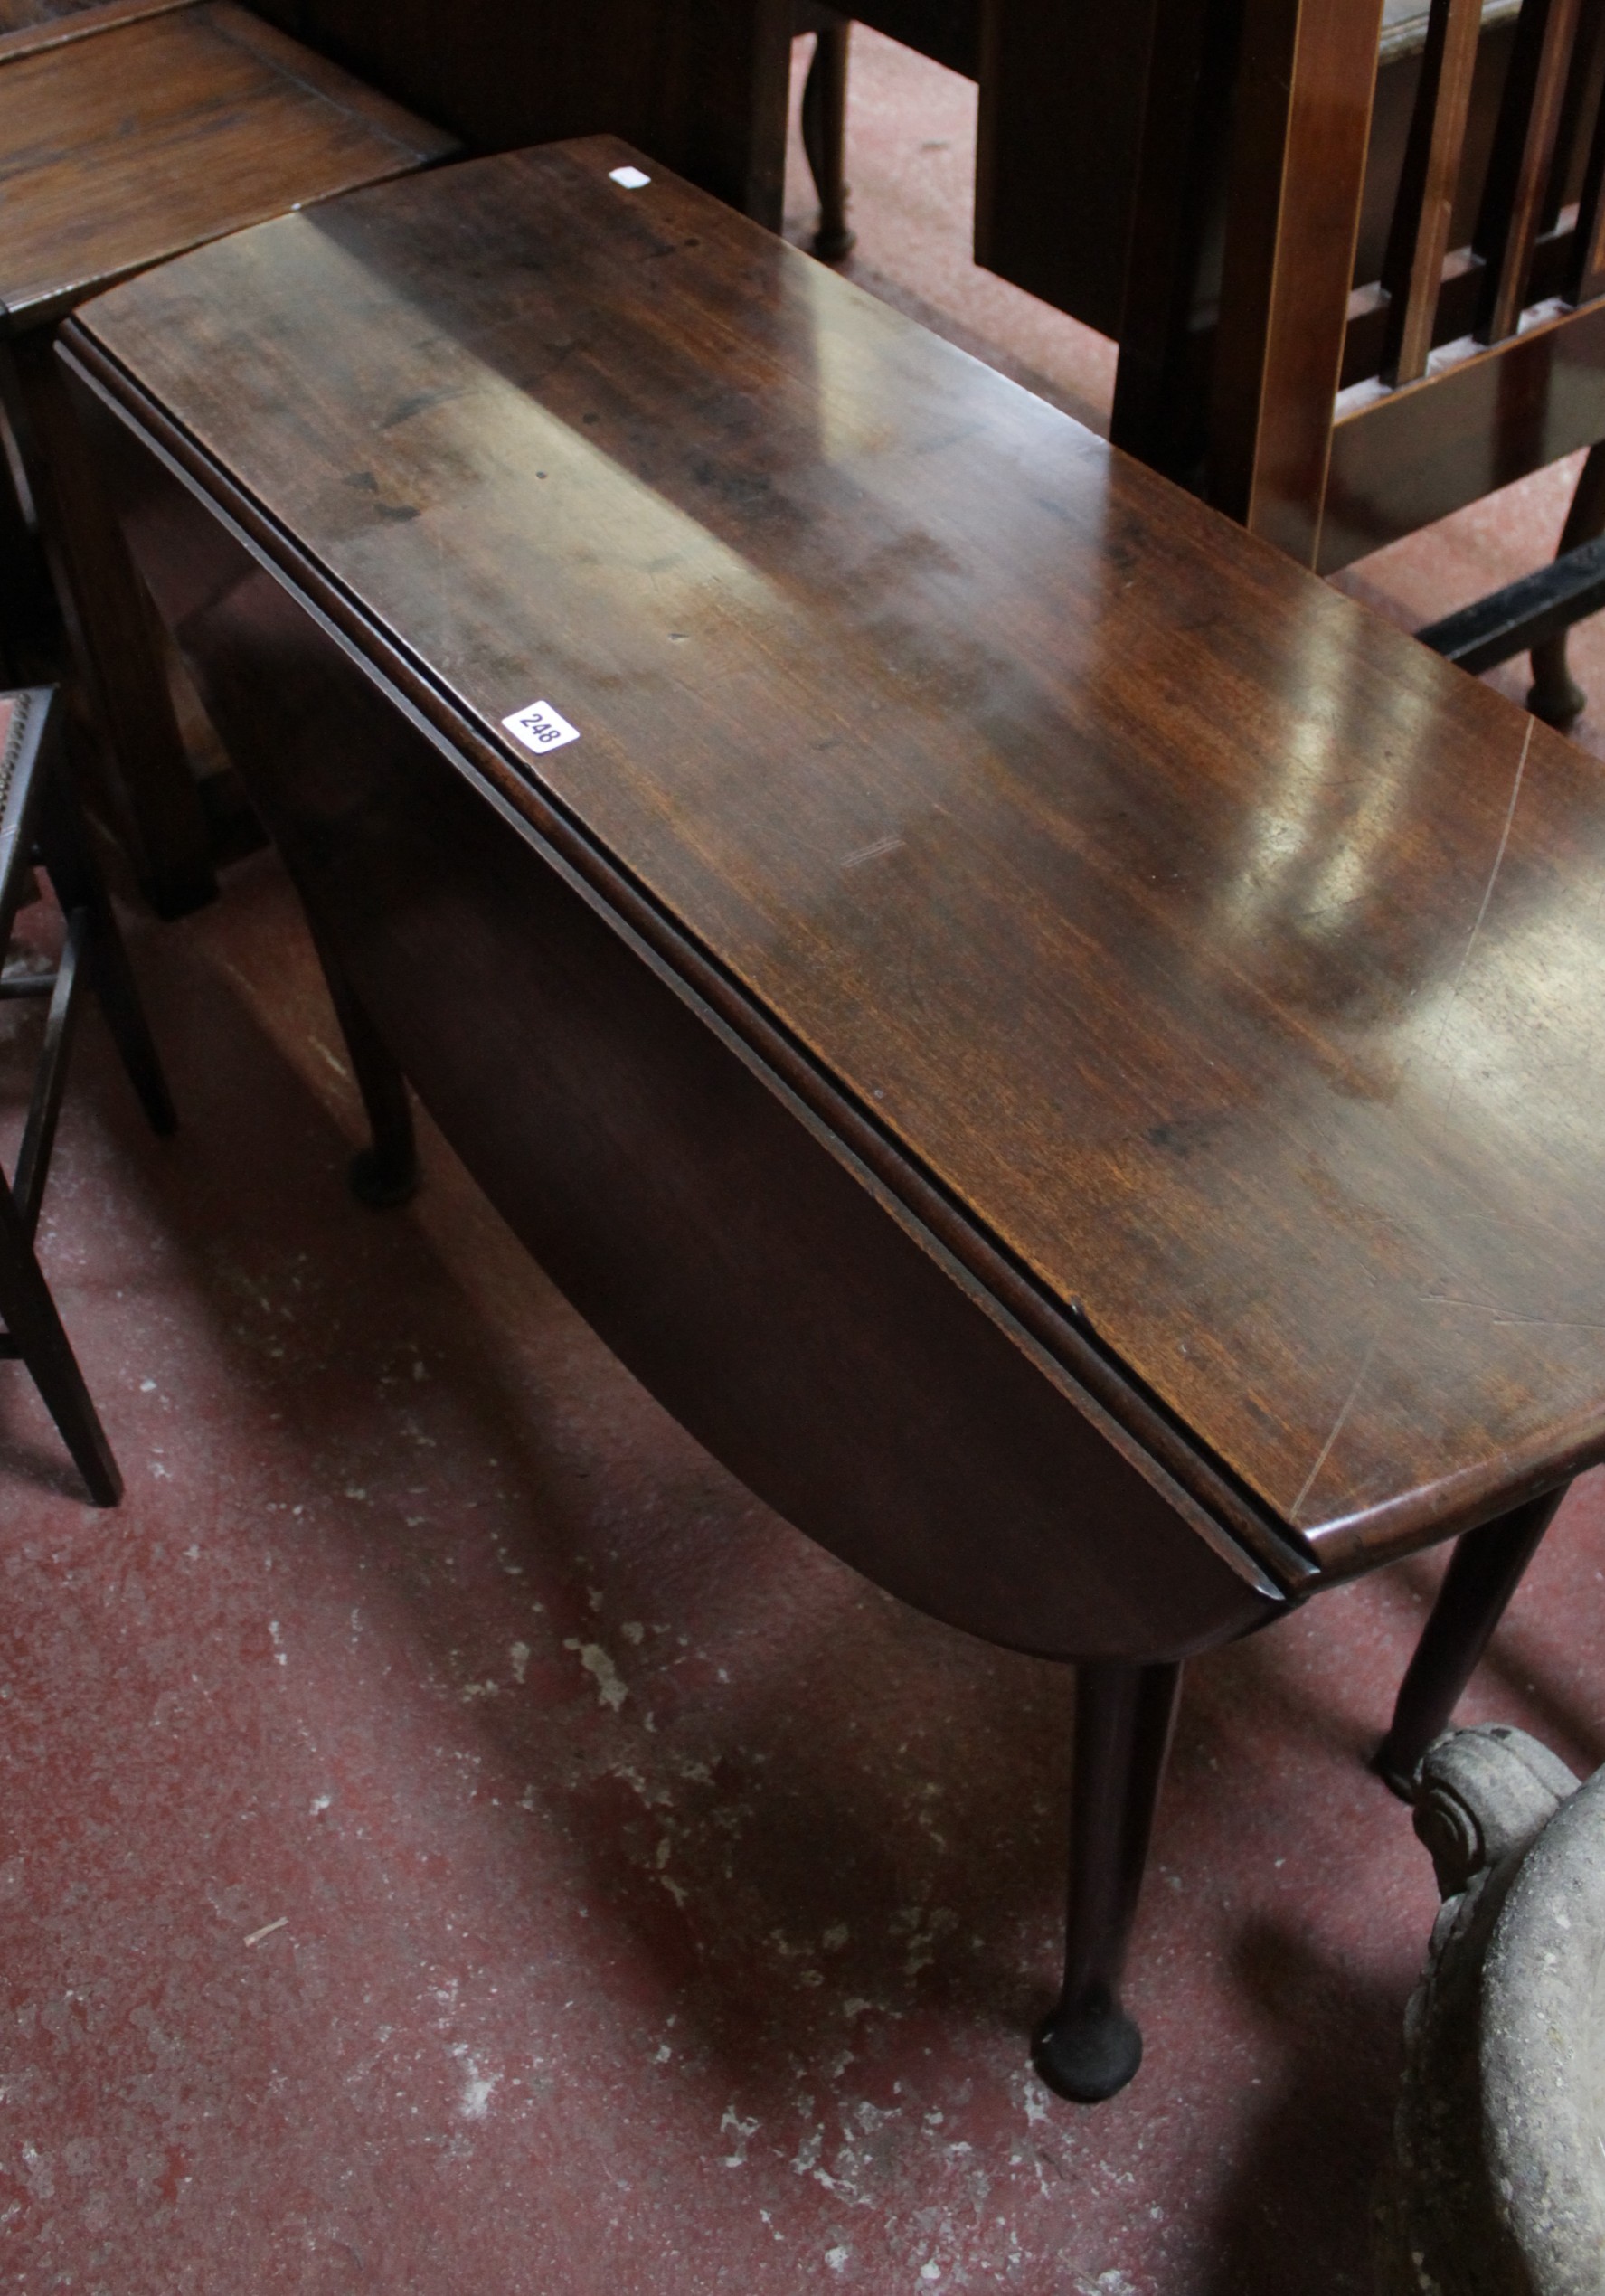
<box><xmin>56</xmin><ymin>139</ymin><xmax>1605</xmax><ymax>2098</ymax></box>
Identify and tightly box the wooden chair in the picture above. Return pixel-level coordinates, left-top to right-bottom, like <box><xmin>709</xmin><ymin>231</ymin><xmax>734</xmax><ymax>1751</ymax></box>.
<box><xmin>0</xmin><ymin>0</ymin><xmax>453</xmax><ymax>916</ymax></box>
<box><xmin>0</xmin><ymin>685</ymin><xmax>175</xmax><ymax>1504</ymax></box>
<box><xmin>1111</xmin><ymin>0</ymin><xmax>1605</xmax><ymax>722</ymax></box>
<box><xmin>794</xmin><ymin>0</ymin><xmax>1522</xmax><ymax>337</ymax></box>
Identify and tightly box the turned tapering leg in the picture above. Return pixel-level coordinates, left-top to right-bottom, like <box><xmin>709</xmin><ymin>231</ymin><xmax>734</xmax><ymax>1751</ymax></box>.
<box><xmin>801</xmin><ymin>18</ymin><xmax>855</xmax><ymax>261</ymax></box>
<box><xmin>1373</xmin><ymin>1485</ymin><xmax>1568</xmax><ymax>1796</ymax></box>
<box><xmin>1529</xmin><ymin>440</ymin><xmax>1605</xmax><ymax>726</ymax></box>
<box><xmin>1034</xmin><ymin>1658</ymin><xmax>1182</xmax><ymax>2103</ymax></box>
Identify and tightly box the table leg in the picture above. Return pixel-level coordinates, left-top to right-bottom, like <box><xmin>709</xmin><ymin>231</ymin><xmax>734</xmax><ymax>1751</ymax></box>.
<box><xmin>801</xmin><ymin>18</ymin><xmax>855</xmax><ymax>260</ymax></box>
<box><xmin>1373</xmin><ymin>1484</ymin><xmax>1569</xmax><ymax>1796</ymax></box>
<box><xmin>306</xmin><ymin>920</ymin><xmax>418</xmax><ymax>1209</ymax></box>
<box><xmin>1034</xmin><ymin>1658</ymin><xmax>1182</xmax><ymax>2103</ymax></box>
<box><xmin>1</xmin><ymin>336</ymin><xmax>215</xmax><ymax>921</ymax></box>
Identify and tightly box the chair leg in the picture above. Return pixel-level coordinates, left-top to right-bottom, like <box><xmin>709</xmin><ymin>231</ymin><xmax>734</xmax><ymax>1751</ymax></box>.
<box><xmin>1373</xmin><ymin>1485</ymin><xmax>1567</xmax><ymax>1797</ymax></box>
<box><xmin>305</xmin><ymin>919</ymin><xmax>417</xmax><ymax>1208</ymax></box>
<box><xmin>1034</xmin><ymin>1658</ymin><xmax>1182</xmax><ymax>2103</ymax></box>
<box><xmin>0</xmin><ymin>412</ymin><xmax>58</xmax><ymax>689</ymax></box>
<box><xmin>0</xmin><ymin>1168</ymin><xmax>119</xmax><ymax>1506</ymax></box>
<box><xmin>1529</xmin><ymin>440</ymin><xmax>1605</xmax><ymax>726</ymax></box>
<box><xmin>801</xmin><ymin>19</ymin><xmax>855</xmax><ymax>261</ymax></box>
<box><xmin>33</xmin><ymin>757</ymin><xmax>175</xmax><ymax>1139</ymax></box>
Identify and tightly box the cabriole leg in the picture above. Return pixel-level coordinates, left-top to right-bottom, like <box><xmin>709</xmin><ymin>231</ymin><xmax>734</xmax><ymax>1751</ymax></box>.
<box><xmin>1034</xmin><ymin>1658</ymin><xmax>1182</xmax><ymax>2103</ymax></box>
<box><xmin>306</xmin><ymin>919</ymin><xmax>417</xmax><ymax>1208</ymax></box>
<box><xmin>1374</xmin><ymin>1485</ymin><xmax>1567</xmax><ymax>1795</ymax></box>
<box><xmin>801</xmin><ymin>18</ymin><xmax>855</xmax><ymax>261</ymax></box>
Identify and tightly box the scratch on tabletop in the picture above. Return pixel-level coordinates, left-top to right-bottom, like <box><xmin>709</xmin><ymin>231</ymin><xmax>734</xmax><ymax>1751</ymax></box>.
<box><xmin>843</xmin><ymin>835</ymin><xmax>904</xmax><ymax>871</ymax></box>
<box><xmin>1290</xmin><ymin>1341</ymin><xmax>1378</xmax><ymax>1522</ymax></box>
<box><xmin>1418</xmin><ymin>1295</ymin><xmax>1605</xmax><ymax>1331</ymax></box>
<box><xmin>1430</xmin><ymin>719</ymin><xmax>1534</xmax><ymax>1079</ymax></box>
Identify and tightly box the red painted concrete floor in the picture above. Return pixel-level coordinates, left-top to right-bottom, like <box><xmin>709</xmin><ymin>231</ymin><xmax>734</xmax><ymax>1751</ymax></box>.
<box><xmin>2</xmin><ymin>30</ymin><xmax>1605</xmax><ymax>2296</ymax></box>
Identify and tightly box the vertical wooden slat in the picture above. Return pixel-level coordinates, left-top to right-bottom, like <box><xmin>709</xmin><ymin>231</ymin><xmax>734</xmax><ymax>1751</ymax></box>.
<box><xmin>1205</xmin><ymin>0</ymin><xmax>1387</xmax><ymax>567</ymax></box>
<box><xmin>1475</xmin><ymin>0</ymin><xmax>1586</xmax><ymax>342</ymax></box>
<box><xmin>1566</xmin><ymin>4</ymin><xmax>1605</xmax><ymax>296</ymax></box>
<box><xmin>1380</xmin><ymin>0</ymin><xmax>1483</xmax><ymax>383</ymax></box>
<box><xmin>1538</xmin><ymin>0</ymin><xmax>1605</xmax><ymax>228</ymax></box>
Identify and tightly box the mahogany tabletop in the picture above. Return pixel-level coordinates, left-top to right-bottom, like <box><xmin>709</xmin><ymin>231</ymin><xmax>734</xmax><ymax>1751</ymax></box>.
<box><xmin>0</xmin><ymin>0</ymin><xmax>453</xmax><ymax>334</ymax></box>
<box><xmin>63</xmin><ymin>138</ymin><xmax>1605</xmax><ymax>1577</ymax></box>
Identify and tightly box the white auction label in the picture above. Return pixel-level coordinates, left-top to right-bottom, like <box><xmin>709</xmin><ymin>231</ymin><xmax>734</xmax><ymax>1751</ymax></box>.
<box><xmin>503</xmin><ymin>699</ymin><xmax>581</xmax><ymax>757</ymax></box>
<box><xmin>609</xmin><ymin>165</ymin><xmax>652</xmax><ymax>190</ymax></box>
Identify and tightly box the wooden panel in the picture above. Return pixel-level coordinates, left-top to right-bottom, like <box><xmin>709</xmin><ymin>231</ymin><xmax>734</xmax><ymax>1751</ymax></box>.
<box><xmin>1108</xmin><ymin>0</ymin><xmax>1232</xmax><ymax>477</ymax></box>
<box><xmin>64</xmin><ymin>140</ymin><xmax>1605</xmax><ymax>1572</ymax></box>
<box><xmin>0</xmin><ymin>0</ymin><xmax>453</xmax><ymax>332</ymax></box>
<box><xmin>242</xmin><ymin>0</ymin><xmax>794</xmax><ymax>224</ymax></box>
<box><xmin>975</xmin><ymin>0</ymin><xmax>1157</xmax><ymax>339</ymax></box>
<box><xmin>1324</xmin><ymin>292</ymin><xmax>1605</xmax><ymax>563</ymax></box>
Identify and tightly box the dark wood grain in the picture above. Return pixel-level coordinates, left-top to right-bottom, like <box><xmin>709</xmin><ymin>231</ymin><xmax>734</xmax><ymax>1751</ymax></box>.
<box><xmin>62</xmin><ymin>140</ymin><xmax>1605</xmax><ymax>1583</ymax></box>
